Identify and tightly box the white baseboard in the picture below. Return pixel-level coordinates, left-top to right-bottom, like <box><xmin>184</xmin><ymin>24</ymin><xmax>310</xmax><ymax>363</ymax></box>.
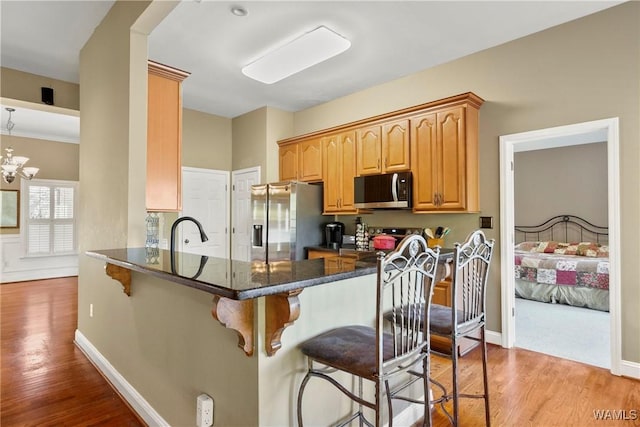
<box><xmin>620</xmin><ymin>360</ymin><xmax>640</xmax><ymax>380</ymax></box>
<box><xmin>486</xmin><ymin>329</ymin><xmax>502</xmax><ymax>346</ymax></box>
<box><xmin>74</xmin><ymin>330</ymin><xmax>169</xmax><ymax>427</ymax></box>
<box><xmin>1</xmin><ymin>267</ymin><xmax>78</xmax><ymax>283</ymax></box>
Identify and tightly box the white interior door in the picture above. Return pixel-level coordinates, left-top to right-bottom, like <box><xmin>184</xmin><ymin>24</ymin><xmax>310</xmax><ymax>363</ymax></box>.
<box><xmin>181</xmin><ymin>167</ymin><xmax>229</xmax><ymax>258</ymax></box>
<box><xmin>231</xmin><ymin>166</ymin><xmax>260</xmax><ymax>261</ymax></box>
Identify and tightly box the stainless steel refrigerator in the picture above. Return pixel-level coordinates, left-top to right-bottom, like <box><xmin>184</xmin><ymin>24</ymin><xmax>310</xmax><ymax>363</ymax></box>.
<box><xmin>251</xmin><ymin>181</ymin><xmax>323</xmax><ymax>262</ymax></box>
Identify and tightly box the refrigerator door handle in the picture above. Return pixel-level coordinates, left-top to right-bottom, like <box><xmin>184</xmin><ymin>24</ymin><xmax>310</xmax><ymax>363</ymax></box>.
<box><xmin>252</xmin><ymin>225</ymin><xmax>263</xmax><ymax>247</ymax></box>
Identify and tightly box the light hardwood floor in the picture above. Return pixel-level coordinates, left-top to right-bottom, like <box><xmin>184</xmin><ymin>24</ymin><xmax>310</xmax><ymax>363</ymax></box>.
<box><xmin>1</xmin><ymin>277</ymin><xmax>638</xmax><ymax>426</ymax></box>
<box><xmin>1</xmin><ymin>277</ymin><xmax>144</xmax><ymax>426</ymax></box>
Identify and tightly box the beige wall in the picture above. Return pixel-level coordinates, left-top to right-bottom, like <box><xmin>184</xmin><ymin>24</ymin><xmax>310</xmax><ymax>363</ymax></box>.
<box><xmin>1</xmin><ymin>67</ymin><xmax>80</xmax><ymax>110</ymax></box>
<box><xmin>514</xmin><ymin>142</ymin><xmax>608</xmax><ymax>227</ymax></box>
<box><xmin>290</xmin><ymin>3</ymin><xmax>640</xmax><ymax>360</ymax></box>
<box><xmin>232</xmin><ymin>107</ymin><xmax>267</xmax><ymax>180</ymax></box>
<box><xmin>231</xmin><ymin>106</ymin><xmax>293</xmax><ymax>182</ymax></box>
<box><xmin>0</xmin><ymin>136</ymin><xmax>79</xmax><ymax>191</ymax></box>
<box><xmin>182</xmin><ymin>108</ymin><xmax>232</xmax><ymax>170</ymax></box>
<box><xmin>265</xmin><ymin>107</ymin><xmax>294</xmax><ymax>183</ymax></box>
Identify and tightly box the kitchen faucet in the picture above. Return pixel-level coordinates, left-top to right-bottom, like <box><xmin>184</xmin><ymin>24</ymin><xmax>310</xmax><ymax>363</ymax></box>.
<box><xmin>170</xmin><ymin>216</ymin><xmax>209</xmax><ymax>274</ymax></box>
<box><xmin>170</xmin><ymin>216</ymin><xmax>209</xmax><ymax>253</ymax></box>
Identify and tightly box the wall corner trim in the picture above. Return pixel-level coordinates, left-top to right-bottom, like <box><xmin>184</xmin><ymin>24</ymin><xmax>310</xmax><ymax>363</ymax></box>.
<box><xmin>74</xmin><ymin>330</ymin><xmax>169</xmax><ymax>426</ymax></box>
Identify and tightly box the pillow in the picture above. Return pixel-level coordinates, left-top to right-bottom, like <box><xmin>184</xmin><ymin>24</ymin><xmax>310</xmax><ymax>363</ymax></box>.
<box><xmin>553</xmin><ymin>243</ymin><xmax>578</xmax><ymax>255</ymax></box>
<box><xmin>577</xmin><ymin>242</ymin><xmax>609</xmax><ymax>258</ymax></box>
<box><xmin>514</xmin><ymin>241</ymin><xmax>539</xmax><ymax>252</ymax></box>
<box><xmin>536</xmin><ymin>241</ymin><xmax>561</xmax><ymax>253</ymax></box>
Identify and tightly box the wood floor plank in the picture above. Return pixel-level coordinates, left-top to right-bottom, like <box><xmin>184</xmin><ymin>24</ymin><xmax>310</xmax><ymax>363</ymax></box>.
<box><xmin>1</xmin><ymin>277</ymin><xmax>144</xmax><ymax>427</ymax></box>
<box><xmin>2</xmin><ymin>277</ymin><xmax>639</xmax><ymax>426</ymax></box>
<box><xmin>421</xmin><ymin>345</ymin><xmax>640</xmax><ymax>427</ymax></box>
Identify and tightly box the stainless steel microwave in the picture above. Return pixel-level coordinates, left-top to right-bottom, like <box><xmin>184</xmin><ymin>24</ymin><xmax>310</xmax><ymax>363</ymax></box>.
<box><xmin>354</xmin><ymin>172</ymin><xmax>412</xmax><ymax>209</ymax></box>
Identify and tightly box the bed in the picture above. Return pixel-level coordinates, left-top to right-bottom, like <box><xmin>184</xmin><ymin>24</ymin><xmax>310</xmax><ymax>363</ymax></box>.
<box><xmin>514</xmin><ymin>215</ymin><xmax>609</xmax><ymax>312</ymax></box>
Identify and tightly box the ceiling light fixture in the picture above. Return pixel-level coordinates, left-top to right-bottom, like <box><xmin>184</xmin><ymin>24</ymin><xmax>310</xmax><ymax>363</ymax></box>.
<box><xmin>1</xmin><ymin>108</ymin><xmax>39</xmax><ymax>184</ymax></box>
<box><xmin>242</xmin><ymin>26</ymin><xmax>351</xmax><ymax>84</ymax></box>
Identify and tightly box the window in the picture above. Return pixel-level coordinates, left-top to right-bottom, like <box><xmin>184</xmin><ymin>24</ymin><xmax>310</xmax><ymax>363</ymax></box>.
<box><xmin>22</xmin><ymin>179</ymin><xmax>78</xmax><ymax>256</ymax></box>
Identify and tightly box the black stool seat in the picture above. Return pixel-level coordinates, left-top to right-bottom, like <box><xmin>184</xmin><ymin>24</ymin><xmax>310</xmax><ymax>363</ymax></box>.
<box><xmin>300</xmin><ymin>325</ymin><xmax>394</xmax><ymax>380</ymax></box>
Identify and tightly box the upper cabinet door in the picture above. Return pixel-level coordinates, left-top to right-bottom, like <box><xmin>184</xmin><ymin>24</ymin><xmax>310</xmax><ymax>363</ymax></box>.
<box><xmin>146</xmin><ymin>61</ymin><xmax>190</xmax><ymax>212</ymax></box>
<box><xmin>356</xmin><ymin>124</ymin><xmax>382</xmax><ymax>176</ymax></box>
<box><xmin>298</xmin><ymin>138</ymin><xmax>323</xmax><ymax>182</ymax></box>
<box><xmin>279</xmin><ymin>143</ymin><xmax>298</xmax><ymax>181</ymax></box>
<box><xmin>338</xmin><ymin>131</ymin><xmax>357</xmax><ymax>212</ymax></box>
<box><xmin>382</xmin><ymin>118</ymin><xmax>410</xmax><ymax>173</ymax></box>
<box><xmin>410</xmin><ymin>112</ymin><xmax>438</xmax><ymax>210</ymax></box>
<box><xmin>410</xmin><ymin>103</ymin><xmax>479</xmax><ymax>213</ymax></box>
<box><xmin>322</xmin><ymin>134</ymin><xmax>341</xmax><ymax>213</ymax></box>
<box><xmin>437</xmin><ymin>107</ymin><xmax>466</xmax><ymax>210</ymax></box>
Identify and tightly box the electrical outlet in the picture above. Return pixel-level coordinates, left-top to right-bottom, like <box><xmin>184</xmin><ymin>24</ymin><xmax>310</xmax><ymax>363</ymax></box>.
<box><xmin>479</xmin><ymin>216</ymin><xmax>493</xmax><ymax>229</ymax></box>
<box><xmin>196</xmin><ymin>393</ymin><xmax>214</xmax><ymax>427</ymax></box>
<box><xmin>89</xmin><ymin>303</ymin><xmax>94</xmax><ymax>318</ymax></box>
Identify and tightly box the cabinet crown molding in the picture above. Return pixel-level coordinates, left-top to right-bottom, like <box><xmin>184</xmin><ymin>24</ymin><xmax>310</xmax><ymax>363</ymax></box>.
<box><xmin>278</xmin><ymin>92</ymin><xmax>484</xmax><ymax>146</ymax></box>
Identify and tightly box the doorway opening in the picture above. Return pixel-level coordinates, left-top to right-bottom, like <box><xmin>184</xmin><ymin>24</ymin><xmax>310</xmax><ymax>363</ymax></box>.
<box><xmin>499</xmin><ymin>118</ymin><xmax>621</xmax><ymax>374</ymax></box>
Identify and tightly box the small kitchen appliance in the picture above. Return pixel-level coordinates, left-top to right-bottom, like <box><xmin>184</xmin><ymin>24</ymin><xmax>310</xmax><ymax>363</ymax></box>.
<box><xmin>325</xmin><ymin>221</ymin><xmax>345</xmax><ymax>249</ymax></box>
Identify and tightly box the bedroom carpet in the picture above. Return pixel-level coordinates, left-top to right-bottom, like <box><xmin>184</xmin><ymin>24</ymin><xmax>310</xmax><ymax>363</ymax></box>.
<box><xmin>515</xmin><ymin>297</ymin><xmax>610</xmax><ymax>369</ymax></box>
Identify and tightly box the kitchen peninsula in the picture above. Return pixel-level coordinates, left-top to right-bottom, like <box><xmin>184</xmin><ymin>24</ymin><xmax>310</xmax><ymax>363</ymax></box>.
<box><xmin>86</xmin><ymin>248</ymin><xmax>381</xmax><ymax>357</ymax></box>
<box><xmin>85</xmin><ymin>245</ymin><xmax>450</xmax><ymax>424</ymax></box>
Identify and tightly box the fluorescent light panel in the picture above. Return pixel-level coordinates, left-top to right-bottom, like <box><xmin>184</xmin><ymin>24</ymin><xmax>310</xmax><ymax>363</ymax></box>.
<box><xmin>242</xmin><ymin>26</ymin><xmax>351</xmax><ymax>84</ymax></box>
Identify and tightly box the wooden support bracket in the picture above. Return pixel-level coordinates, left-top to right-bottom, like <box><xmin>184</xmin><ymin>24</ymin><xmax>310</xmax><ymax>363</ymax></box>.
<box><xmin>105</xmin><ymin>263</ymin><xmax>131</xmax><ymax>296</ymax></box>
<box><xmin>211</xmin><ymin>296</ymin><xmax>254</xmax><ymax>356</ymax></box>
<box><xmin>265</xmin><ymin>289</ymin><xmax>302</xmax><ymax>356</ymax></box>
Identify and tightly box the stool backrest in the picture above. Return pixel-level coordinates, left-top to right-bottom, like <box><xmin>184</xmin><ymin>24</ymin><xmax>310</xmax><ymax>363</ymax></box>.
<box><xmin>376</xmin><ymin>234</ymin><xmax>439</xmax><ymax>377</ymax></box>
<box><xmin>452</xmin><ymin>230</ymin><xmax>495</xmax><ymax>329</ymax></box>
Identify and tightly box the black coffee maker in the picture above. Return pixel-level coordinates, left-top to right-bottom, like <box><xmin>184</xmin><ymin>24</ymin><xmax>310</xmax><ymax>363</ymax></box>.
<box><xmin>325</xmin><ymin>222</ymin><xmax>345</xmax><ymax>249</ymax></box>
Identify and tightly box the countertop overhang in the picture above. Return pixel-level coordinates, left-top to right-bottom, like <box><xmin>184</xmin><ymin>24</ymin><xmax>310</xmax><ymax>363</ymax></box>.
<box><xmin>85</xmin><ymin>247</ymin><xmax>379</xmax><ymax>300</ymax></box>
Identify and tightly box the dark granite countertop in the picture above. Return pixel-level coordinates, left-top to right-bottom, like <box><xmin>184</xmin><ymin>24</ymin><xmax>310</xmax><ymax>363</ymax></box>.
<box><xmin>86</xmin><ymin>248</ymin><xmax>379</xmax><ymax>300</ymax></box>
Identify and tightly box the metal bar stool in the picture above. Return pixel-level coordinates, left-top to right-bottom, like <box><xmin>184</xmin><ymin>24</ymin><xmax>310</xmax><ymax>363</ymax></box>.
<box><xmin>296</xmin><ymin>234</ymin><xmax>440</xmax><ymax>426</ymax></box>
<box><xmin>429</xmin><ymin>229</ymin><xmax>495</xmax><ymax>426</ymax></box>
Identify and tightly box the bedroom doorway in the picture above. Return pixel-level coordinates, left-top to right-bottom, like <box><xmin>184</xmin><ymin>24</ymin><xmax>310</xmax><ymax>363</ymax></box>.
<box><xmin>499</xmin><ymin>118</ymin><xmax>621</xmax><ymax>375</ymax></box>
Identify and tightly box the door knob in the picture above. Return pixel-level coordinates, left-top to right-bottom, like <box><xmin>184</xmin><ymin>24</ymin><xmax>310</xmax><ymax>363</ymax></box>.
<box><xmin>184</xmin><ymin>239</ymin><xmax>190</xmax><ymax>244</ymax></box>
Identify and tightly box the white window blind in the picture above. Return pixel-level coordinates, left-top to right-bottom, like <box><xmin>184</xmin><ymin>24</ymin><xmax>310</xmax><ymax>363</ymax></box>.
<box><xmin>23</xmin><ymin>180</ymin><xmax>78</xmax><ymax>256</ymax></box>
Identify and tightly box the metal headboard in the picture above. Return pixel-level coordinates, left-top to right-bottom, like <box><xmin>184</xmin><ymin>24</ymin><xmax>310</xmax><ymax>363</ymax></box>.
<box><xmin>515</xmin><ymin>215</ymin><xmax>608</xmax><ymax>245</ymax></box>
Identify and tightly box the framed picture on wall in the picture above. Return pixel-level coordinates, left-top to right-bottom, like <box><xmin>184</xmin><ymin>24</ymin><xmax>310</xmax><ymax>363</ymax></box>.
<box><xmin>1</xmin><ymin>189</ymin><xmax>20</xmax><ymax>228</ymax></box>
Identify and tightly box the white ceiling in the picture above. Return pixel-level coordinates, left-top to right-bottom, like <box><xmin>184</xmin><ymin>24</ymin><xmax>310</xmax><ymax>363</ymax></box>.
<box><xmin>0</xmin><ymin>1</ymin><xmax>623</xmax><ymax>141</ymax></box>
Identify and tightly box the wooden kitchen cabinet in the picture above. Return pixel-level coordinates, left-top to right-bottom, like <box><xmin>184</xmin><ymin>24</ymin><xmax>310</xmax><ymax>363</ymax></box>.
<box><xmin>322</xmin><ymin>131</ymin><xmax>358</xmax><ymax>214</ymax></box>
<box><xmin>382</xmin><ymin>118</ymin><xmax>410</xmax><ymax>173</ymax></box>
<box><xmin>356</xmin><ymin>124</ymin><xmax>382</xmax><ymax>175</ymax></box>
<box><xmin>146</xmin><ymin>60</ymin><xmax>190</xmax><ymax>212</ymax></box>
<box><xmin>356</xmin><ymin>119</ymin><xmax>410</xmax><ymax>176</ymax></box>
<box><xmin>410</xmin><ymin>94</ymin><xmax>482</xmax><ymax>212</ymax></box>
<box><xmin>298</xmin><ymin>138</ymin><xmax>323</xmax><ymax>182</ymax></box>
<box><xmin>279</xmin><ymin>143</ymin><xmax>298</xmax><ymax>181</ymax></box>
<box><xmin>277</xmin><ymin>92</ymin><xmax>483</xmax><ymax>213</ymax></box>
<box><xmin>432</xmin><ymin>278</ymin><xmax>451</xmax><ymax>307</ymax></box>
<box><xmin>307</xmin><ymin>249</ymin><xmax>338</xmax><ymax>259</ymax></box>
<box><xmin>279</xmin><ymin>138</ymin><xmax>322</xmax><ymax>182</ymax></box>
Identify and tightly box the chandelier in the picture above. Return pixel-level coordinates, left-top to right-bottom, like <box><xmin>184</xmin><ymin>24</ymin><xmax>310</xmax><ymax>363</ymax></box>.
<box><xmin>1</xmin><ymin>107</ymin><xmax>39</xmax><ymax>184</ymax></box>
